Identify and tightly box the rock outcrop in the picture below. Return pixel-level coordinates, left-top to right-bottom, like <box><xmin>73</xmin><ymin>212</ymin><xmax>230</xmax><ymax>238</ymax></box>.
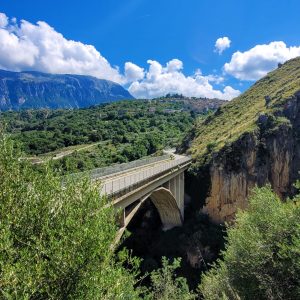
<box><xmin>202</xmin><ymin>93</ymin><xmax>300</xmax><ymax>223</ymax></box>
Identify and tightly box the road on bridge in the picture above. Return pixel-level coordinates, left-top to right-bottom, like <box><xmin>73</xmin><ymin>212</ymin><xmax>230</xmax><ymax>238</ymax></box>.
<box><xmin>94</xmin><ymin>152</ymin><xmax>191</xmax><ymax>197</ymax></box>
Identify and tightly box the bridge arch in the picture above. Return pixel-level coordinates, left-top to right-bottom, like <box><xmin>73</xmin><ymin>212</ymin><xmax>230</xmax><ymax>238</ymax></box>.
<box><xmin>149</xmin><ymin>187</ymin><xmax>183</xmax><ymax>230</ymax></box>
<box><xmin>121</xmin><ymin>187</ymin><xmax>183</xmax><ymax>233</ymax></box>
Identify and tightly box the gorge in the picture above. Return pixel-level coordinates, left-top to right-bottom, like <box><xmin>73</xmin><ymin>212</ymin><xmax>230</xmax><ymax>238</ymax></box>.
<box><xmin>119</xmin><ymin>57</ymin><xmax>300</xmax><ymax>289</ymax></box>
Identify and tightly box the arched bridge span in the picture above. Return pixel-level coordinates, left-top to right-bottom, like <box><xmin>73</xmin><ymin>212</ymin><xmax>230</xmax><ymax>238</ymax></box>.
<box><xmin>90</xmin><ymin>153</ymin><xmax>191</xmax><ymax>238</ymax></box>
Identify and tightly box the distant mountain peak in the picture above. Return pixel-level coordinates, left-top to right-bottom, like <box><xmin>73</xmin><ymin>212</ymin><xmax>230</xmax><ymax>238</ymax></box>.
<box><xmin>0</xmin><ymin>69</ymin><xmax>134</xmax><ymax>110</ymax></box>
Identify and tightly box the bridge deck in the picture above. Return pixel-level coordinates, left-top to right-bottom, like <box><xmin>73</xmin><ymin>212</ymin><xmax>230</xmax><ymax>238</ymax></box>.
<box><xmin>94</xmin><ymin>154</ymin><xmax>191</xmax><ymax>197</ymax></box>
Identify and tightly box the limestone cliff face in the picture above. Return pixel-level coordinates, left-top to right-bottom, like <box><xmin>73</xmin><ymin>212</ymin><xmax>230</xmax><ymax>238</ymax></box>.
<box><xmin>202</xmin><ymin>94</ymin><xmax>300</xmax><ymax>223</ymax></box>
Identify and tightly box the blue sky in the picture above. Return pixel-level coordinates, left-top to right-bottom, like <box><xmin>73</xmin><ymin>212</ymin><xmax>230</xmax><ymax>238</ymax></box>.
<box><xmin>1</xmin><ymin>0</ymin><xmax>300</xmax><ymax>99</ymax></box>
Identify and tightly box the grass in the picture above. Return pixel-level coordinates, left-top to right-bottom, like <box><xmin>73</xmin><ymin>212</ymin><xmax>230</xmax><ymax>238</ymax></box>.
<box><xmin>189</xmin><ymin>57</ymin><xmax>300</xmax><ymax>167</ymax></box>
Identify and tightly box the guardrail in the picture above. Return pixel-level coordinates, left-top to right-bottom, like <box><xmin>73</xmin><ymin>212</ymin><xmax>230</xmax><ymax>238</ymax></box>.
<box><xmin>100</xmin><ymin>156</ymin><xmax>191</xmax><ymax>198</ymax></box>
<box><xmin>90</xmin><ymin>154</ymin><xmax>171</xmax><ymax>180</ymax></box>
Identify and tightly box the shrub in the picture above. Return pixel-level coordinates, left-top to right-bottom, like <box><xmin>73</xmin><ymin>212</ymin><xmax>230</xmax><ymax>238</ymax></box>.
<box><xmin>0</xmin><ymin>133</ymin><xmax>141</xmax><ymax>299</ymax></box>
<box><xmin>143</xmin><ymin>257</ymin><xmax>196</xmax><ymax>300</ymax></box>
<box><xmin>199</xmin><ymin>186</ymin><xmax>300</xmax><ymax>300</ymax></box>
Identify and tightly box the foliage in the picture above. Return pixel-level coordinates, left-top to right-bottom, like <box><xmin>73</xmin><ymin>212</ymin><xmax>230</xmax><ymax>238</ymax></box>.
<box><xmin>1</xmin><ymin>100</ymin><xmax>193</xmax><ymax>155</ymax></box>
<box><xmin>199</xmin><ymin>186</ymin><xmax>300</xmax><ymax>300</ymax></box>
<box><xmin>143</xmin><ymin>257</ymin><xmax>196</xmax><ymax>300</ymax></box>
<box><xmin>1</xmin><ymin>99</ymin><xmax>198</xmax><ymax>174</ymax></box>
<box><xmin>189</xmin><ymin>57</ymin><xmax>300</xmax><ymax>169</ymax></box>
<box><xmin>0</xmin><ymin>133</ymin><xmax>141</xmax><ymax>299</ymax></box>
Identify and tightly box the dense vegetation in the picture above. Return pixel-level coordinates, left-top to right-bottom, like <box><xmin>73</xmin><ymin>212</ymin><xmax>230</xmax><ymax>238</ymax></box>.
<box><xmin>0</xmin><ymin>133</ymin><xmax>196</xmax><ymax>299</ymax></box>
<box><xmin>199</xmin><ymin>186</ymin><xmax>300</xmax><ymax>299</ymax></box>
<box><xmin>1</xmin><ymin>99</ymin><xmax>198</xmax><ymax>174</ymax></box>
<box><xmin>145</xmin><ymin>257</ymin><xmax>196</xmax><ymax>300</ymax></box>
<box><xmin>1</xmin><ymin>126</ymin><xmax>300</xmax><ymax>299</ymax></box>
<box><xmin>0</xmin><ymin>133</ymin><xmax>141</xmax><ymax>299</ymax></box>
<box><xmin>187</xmin><ymin>57</ymin><xmax>300</xmax><ymax>168</ymax></box>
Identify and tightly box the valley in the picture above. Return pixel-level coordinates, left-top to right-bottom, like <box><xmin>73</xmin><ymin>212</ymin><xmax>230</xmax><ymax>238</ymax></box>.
<box><xmin>1</xmin><ymin>52</ymin><xmax>300</xmax><ymax>300</ymax></box>
<box><xmin>1</xmin><ymin>97</ymin><xmax>223</xmax><ymax>174</ymax></box>
<box><xmin>1</xmin><ymin>2</ymin><xmax>300</xmax><ymax>299</ymax></box>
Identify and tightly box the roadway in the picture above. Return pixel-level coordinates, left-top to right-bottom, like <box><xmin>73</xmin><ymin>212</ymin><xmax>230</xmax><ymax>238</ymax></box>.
<box><xmin>95</xmin><ymin>152</ymin><xmax>191</xmax><ymax>197</ymax></box>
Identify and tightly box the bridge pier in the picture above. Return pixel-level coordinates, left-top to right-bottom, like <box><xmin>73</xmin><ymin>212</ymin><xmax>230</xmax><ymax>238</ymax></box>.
<box><xmin>163</xmin><ymin>172</ymin><xmax>184</xmax><ymax>220</ymax></box>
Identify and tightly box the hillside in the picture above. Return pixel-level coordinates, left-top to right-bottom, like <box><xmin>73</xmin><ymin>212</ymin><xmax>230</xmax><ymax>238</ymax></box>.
<box><xmin>2</xmin><ymin>99</ymin><xmax>207</xmax><ymax>174</ymax></box>
<box><xmin>154</xmin><ymin>94</ymin><xmax>226</xmax><ymax>113</ymax></box>
<box><xmin>0</xmin><ymin>69</ymin><xmax>134</xmax><ymax>110</ymax></box>
<box><xmin>188</xmin><ymin>57</ymin><xmax>300</xmax><ymax>163</ymax></box>
<box><xmin>184</xmin><ymin>57</ymin><xmax>300</xmax><ymax>222</ymax></box>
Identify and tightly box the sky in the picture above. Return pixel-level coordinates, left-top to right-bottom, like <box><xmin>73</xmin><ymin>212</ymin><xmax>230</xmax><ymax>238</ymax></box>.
<box><xmin>1</xmin><ymin>0</ymin><xmax>300</xmax><ymax>99</ymax></box>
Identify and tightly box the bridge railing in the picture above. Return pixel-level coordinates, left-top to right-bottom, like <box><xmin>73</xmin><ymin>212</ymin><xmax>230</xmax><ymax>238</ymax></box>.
<box><xmin>90</xmin><ymin>154</ymin><xmax>171</xmax><ymax>180</ymax></box>
<box><xmin>100</xmin><ymin>156</ymin><xmax>191</xmax><ymax>198</ymax></box>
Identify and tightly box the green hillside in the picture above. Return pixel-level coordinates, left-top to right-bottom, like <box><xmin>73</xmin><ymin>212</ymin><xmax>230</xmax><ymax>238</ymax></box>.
<box><xmin>189</xmin><ymin>57</ymin><xmax>300</xmax><ymax>166</ymax></box>
<box><xmin>1</xmin><ymin>99</ymin><xmax>216</xmax><ymax>174</ymax></box>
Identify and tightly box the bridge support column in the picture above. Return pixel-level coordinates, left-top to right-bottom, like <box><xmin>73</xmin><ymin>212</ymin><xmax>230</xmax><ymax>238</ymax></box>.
<box><xmin>163</xmin><ymin>172</ymin><xmax>184</xmax><ymax>220</ymax></box>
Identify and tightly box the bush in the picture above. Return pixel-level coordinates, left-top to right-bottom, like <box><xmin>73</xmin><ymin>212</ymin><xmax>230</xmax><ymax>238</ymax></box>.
<box><xmin>143</xmin><ymin>257</ymin><xmax>196</xmax><ymax>300</ymax></box>
<box><xmin>199</xmin><ymin>186</ymin><xmax>300</xmax><ymax>300</ymax></box>
<box><xmin>0</xmin><ymin>133</ymin><xmax>141</xmax><ymax>299</ymax></box>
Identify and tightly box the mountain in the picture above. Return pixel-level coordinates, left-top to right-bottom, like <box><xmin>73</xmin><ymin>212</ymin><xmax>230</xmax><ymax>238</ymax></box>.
<box><xmin>0</xmin><ymin>69</ymin><xmax>134</xmax><ymax>110</ymax></box>
<box><xmin>182</xmin><ymin>57</ymin><xmax>300</xmax><ymax>223</ymax></box>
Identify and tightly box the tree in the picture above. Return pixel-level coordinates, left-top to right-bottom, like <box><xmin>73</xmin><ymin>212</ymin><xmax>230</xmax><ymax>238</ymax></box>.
<box><xmin>0</xmin><ymin>133</ymin><xmax>141</xmax><ymax>299</ymax></box>
<box><xmin>199</xmin><ymin>186</ymin><xmax>300</xmax><ymax>300</ymax></box>
<box><xmin>143</xmin><ymin>257</ymin><xmax>196</xmax><ymax>300</ymax></box>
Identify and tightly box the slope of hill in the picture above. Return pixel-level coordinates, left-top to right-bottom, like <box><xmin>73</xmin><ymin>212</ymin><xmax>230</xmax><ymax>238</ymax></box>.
<box><xmin>2</xmin><ymin>99</ymin><xmax>207</xmax><ymax>174</ymax></box>
<box><xmin>154</xmin><ymin>94</ymin><xmax>226</xmax><ymax>113</ymax></box>
<box><xmin>0</xmin><ymin>69</ymin><xmax>134</xmax><ymax>110</ymax></box>
<box><xmin>183</xmin><ymin>57</ymin><xmax>300</xmax><ymax>222</ymax></box>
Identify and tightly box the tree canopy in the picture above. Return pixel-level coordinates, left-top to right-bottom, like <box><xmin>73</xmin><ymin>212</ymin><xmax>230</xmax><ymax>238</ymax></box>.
<box><xmin>199</xmin><ymin>186</ymin><xmax>300</xmax><ymax>300</ymax></box>
<box><xmin>0</xmin><ymin>133</ymin><xmax>141</xmax><ymax>299</ymax></box>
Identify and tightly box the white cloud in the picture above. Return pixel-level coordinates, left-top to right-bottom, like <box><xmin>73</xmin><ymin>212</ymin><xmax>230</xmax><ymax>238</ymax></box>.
<box><xmin>215</xmin><ymin>37</ymin><xmax>231</xmax><ymax>55</ymax></box>
<box><xmin>224</xmin><ymin>41</ymin><xmax>300</xmax><ymax>80</ymax></box>
<box><xmin>166</xmin><ymin>58</ymin><xmax>183</xmax><ymax>72</ymax></box>
<box><xmin>0</xmin><ymin>13</ymin><xmax>8</xmax><ymax>28</ymax></box>
<box><xmin>0</xmin><ymin>12</ymin><xmax>240</xmax><ymax>100</ymax></box>
<box><xmin>124</xmin><ymin>62</ymin><xmax>144</xmax><ymax>82</ymax></box>
<box><xmin>0</xmin><ymin>13</ymin><xmax>124</xmax><ymax>83</ymax></box>
<box><xmin>128</xmin><ymin>59</ymin><xmax>240</xmax><ymax>100</ymax></box>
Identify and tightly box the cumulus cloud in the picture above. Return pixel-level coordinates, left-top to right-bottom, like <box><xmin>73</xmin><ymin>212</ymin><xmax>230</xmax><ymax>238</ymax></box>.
<box><xmin>0</xmin><ymin>13</ymin><xmax>8</xmax><ymax>28</ymax></box>
<box><xmin>0</xmin><ymin>12</ymin><xmax>240</xmax><ymax>100</ymax></box>
<box><xmin>215</xmin><ymin>37</ymin><xmax>231</xmax><ymax>54</ymax></box>
<box><xmin>166</xmin><ymin>58</ymin><xmax>183</xmax><ymax>72</ymax></box>
<box><xmin>224</xmin><ymin>41</ymin><xmax>300</xmax><ymax>80</ymax></box>
<box><xmin>0</xmin><ymin>13</ymin><xmax>124</xmax><ymax>83</ymax></box>
<box><xmin>124</xmin><ymin>62</ymin><xmax>144</xmax><ymax>82</ymax></box>
<box><xmin>128</xmin><ymin>59</ymin><xmax>240</xmax><ymax>100</ymax></box>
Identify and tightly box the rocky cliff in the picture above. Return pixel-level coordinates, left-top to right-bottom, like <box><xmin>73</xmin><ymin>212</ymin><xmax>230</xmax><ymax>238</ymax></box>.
<box><xmin>0</xmin><ymin>69</ymin><xmax>134</xmax><ymax>110</ymax></box>
<box><xmin>203</xmin><ymin>101</ymin><xmax>300</xmax><ymax>222</ymax></box>
<box><xmin>185</xmin><ymin>57</ymin><xmax>300</xmax><ymax>223</ymax></box>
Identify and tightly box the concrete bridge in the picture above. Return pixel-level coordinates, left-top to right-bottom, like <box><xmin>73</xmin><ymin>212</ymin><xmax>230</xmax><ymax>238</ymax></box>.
<box><xmin>90</xmin><ymin>153</ymin><xmax>192</xmax><ymax>235</ymax></box>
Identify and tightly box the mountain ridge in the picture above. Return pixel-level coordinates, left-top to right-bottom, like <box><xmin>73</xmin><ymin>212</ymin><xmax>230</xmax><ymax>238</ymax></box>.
<box><xmin>0</xmin><ymin>69</ymin><xmax>134</xmax><ymax>110</ymax></box>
